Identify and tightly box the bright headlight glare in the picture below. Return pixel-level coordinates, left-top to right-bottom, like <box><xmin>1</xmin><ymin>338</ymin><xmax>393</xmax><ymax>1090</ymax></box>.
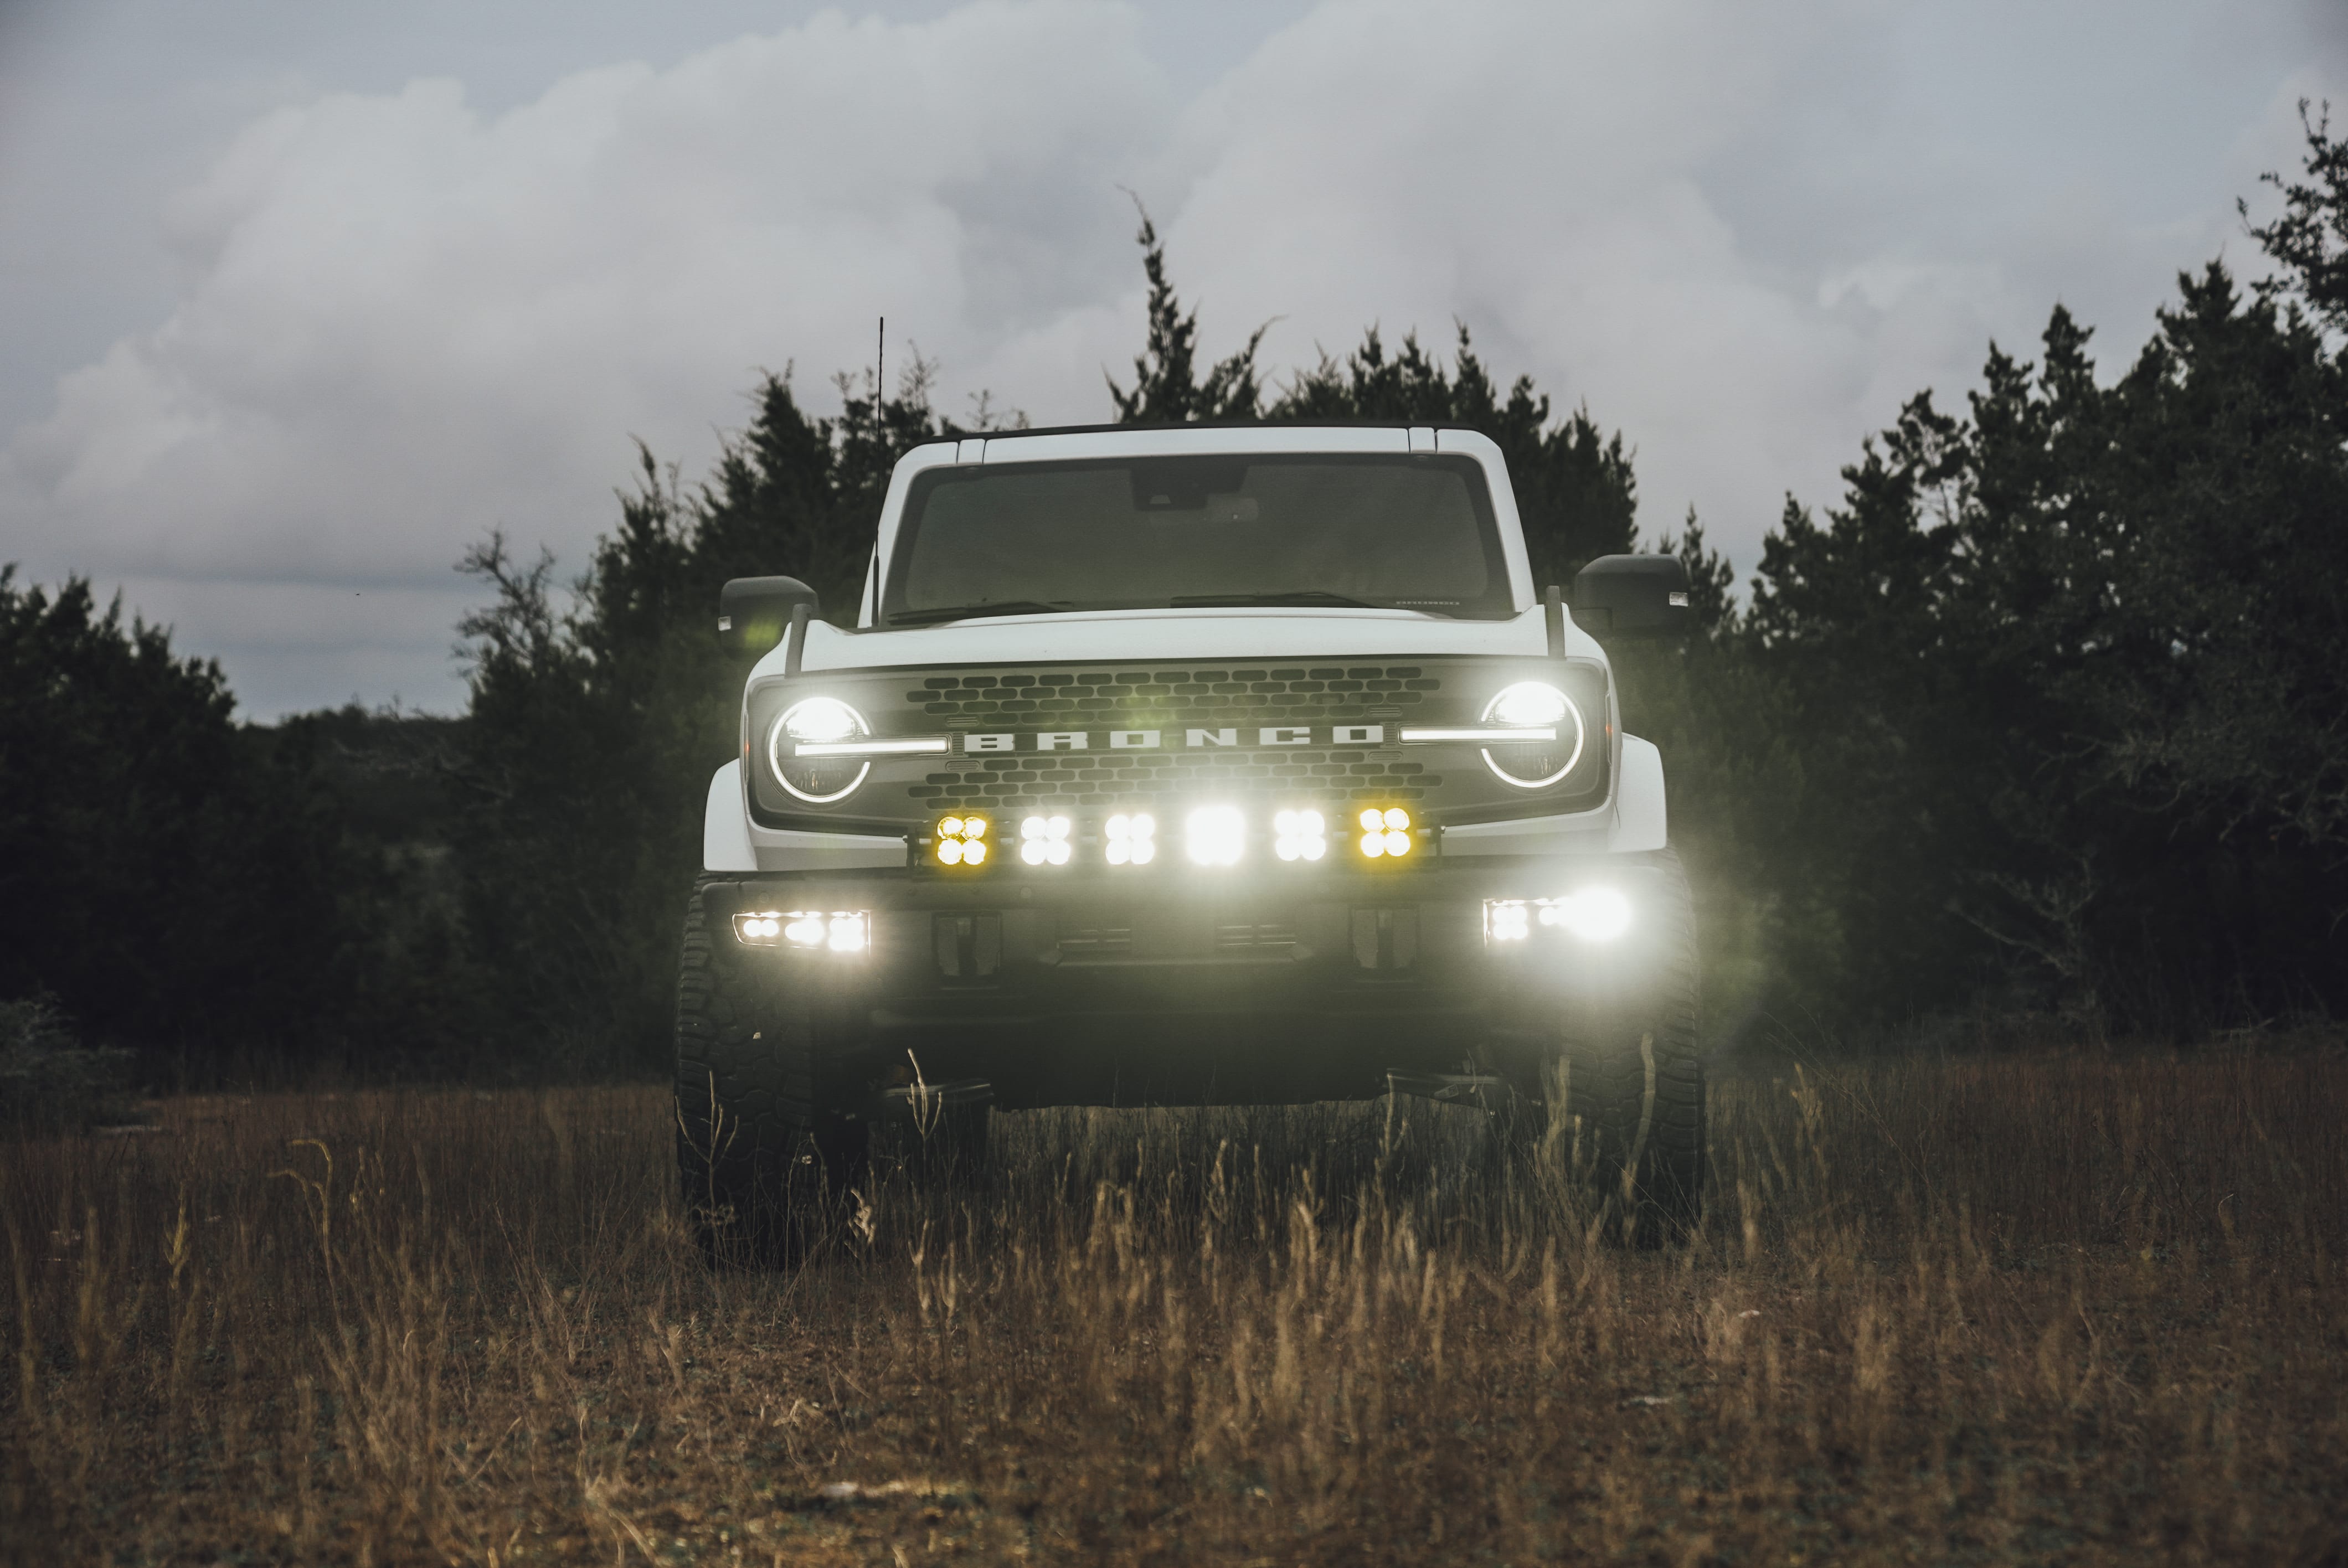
<box><xmin>781</xmin><ymin>697</ymin><xmax>862</xmax><ymax>744</ymax></box>
<box><xmin>1479</xmin><ymin>682</ymin><xmax>1586</xmax><ymax>790</ymax></box>
<box><xmin>1487</xmin><ymin>682</ymin><xmax>1569</xmax><ymax>728</ymax></box>
<box><xmin>770</xmin><ymin>698</ymin><xmax>873</xmax><ymax>803</ymax></box>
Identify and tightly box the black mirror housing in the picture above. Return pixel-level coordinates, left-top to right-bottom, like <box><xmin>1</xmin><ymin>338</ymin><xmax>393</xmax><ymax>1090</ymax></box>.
<box><xmin>1571</xmin><ymin>554</ymin><xmax>1692</xmax><ymax>639</ymax></box>
<box><xmin>718</xmin><ymin>576</ymin><xmax>821</xmax><ymax>656</ymax></box>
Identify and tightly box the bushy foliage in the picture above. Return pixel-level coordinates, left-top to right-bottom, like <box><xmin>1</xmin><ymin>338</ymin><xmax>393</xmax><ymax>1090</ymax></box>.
<box><xmin>0</xmin><ymin>996</ymin><xmax>133</xmax><ymax>1129</ymax></box>
<box><xmin>443</xmin><ymin>371</ymin><xmax>955</xmax><ymax>1067</ymax></box>
<box><xmin>0</xmin><ymin>572</ymin><xmax>350</xmax><ymax>1065</ymax></box>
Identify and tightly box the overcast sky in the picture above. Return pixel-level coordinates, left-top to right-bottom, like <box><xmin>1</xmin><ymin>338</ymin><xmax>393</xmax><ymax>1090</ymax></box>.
<box><xmin>2</xmin><ymin>0</ymin><xmax>2341</xmax><ymax>718</ymax></box>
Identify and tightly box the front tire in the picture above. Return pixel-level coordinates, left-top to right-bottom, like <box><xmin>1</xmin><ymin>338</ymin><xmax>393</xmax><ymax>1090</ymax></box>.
<box><xmin>1508</xmin><ymin>849</ymin><xmax>1706</xmax><ymax>1243</ymax></box>
<box><xmin>673</xmin><ymin>878</ymin><xmax>868</xmax><ymax>1266</ymax></box>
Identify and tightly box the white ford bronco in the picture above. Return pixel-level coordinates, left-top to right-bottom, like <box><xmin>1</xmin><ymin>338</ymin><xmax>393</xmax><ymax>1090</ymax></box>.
<box><xmin>678</xmin><ymin>422</ymin><xmax>1702</xmax><ymax>1258</ymax></box>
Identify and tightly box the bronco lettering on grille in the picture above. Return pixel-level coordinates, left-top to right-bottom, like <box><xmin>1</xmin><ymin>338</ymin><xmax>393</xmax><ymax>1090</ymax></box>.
<box><xmin>954</xmin><ymin>726</ymin><xmax>1386</xmax><ymax>753</ymax></box>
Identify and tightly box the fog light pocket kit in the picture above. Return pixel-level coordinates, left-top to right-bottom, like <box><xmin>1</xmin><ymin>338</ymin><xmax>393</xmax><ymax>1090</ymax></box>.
<box><xmin>1483</xmin><ymin>887</ymin><xmax>1633</xmax><ymax>945</ymax></box>
<box><xmin>735</xmin><ymin>910</ymin><xmax>871</xmax><ymax>952</ymax></box>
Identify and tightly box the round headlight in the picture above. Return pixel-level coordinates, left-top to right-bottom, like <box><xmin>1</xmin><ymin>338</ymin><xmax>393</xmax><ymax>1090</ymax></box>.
<box><xmin>782</xmin><ymin>697</ymin><xmax>862</xmax><ymax>744</ymax></box>
<box><xmin>770</xmin><ymin>698</ymin><xmax>872</xmax><ymax>804</ymax></box>
<box><xmin>1480</xmin><ymin>681</ymin><xmax>1585</xmax><ymax>789</ymax></box>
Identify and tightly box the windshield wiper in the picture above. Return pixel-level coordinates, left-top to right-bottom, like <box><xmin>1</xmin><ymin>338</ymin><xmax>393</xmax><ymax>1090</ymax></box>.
<box><xmin>889</xmin><ymin>600</ymin><xmax>1076</xmax><ymax>626</ymax></box>
<box><xmin>1167</xmin><ymin>590</ymin><xmax>1381</xmax><ymax>610</ymax></box>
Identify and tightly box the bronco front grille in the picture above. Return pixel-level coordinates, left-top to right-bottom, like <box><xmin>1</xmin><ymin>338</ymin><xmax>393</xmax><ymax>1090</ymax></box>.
<box><xmin>894</xmin><ymin>663</ymin><xmax>1445</xmax><ymax>808</ymax></box>
<box><xmin>903</xmin><ymin>747</ymin><xmax>1439</xmax><ymax>808</ymax></box>
<box><xmin>899</xmin><ymin>665</ymin><xmax>1442</xmax><ymax>730</ymax></box>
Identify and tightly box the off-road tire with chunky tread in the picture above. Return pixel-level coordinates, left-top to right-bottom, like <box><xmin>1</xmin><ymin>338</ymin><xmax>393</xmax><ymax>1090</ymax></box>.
<box><xmin>1512</xmin><ymin>848</ymin><xmax>1706</xmax><ymax>1244</ymax></box>
<box><xmin>674</xmin><ymin>877</ymin><xmax>868</xmax><ymax>1265</ymax></box>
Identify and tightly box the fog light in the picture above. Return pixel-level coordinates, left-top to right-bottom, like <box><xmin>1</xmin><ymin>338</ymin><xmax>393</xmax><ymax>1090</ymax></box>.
<box><xmin>1273</xmin><ymin>809</ymin><xmax>1326</xmax><ymax>862</ymax></box>
<box><xmin>1485</xmin><ymin>900</ymin><xmax>1531</xmax><ymax>942</ymax></box>
<box><xmin>1552</xmin><ymin>886</ymin><xmax>1632</xmax><ymax>942</ymax></box>
<box><xmin>1481</xmin><ymin>889</ymin><xmax>1633</xmax><ymax>946</ymax></box>
<box><xmin>1186</xmin><ymin>805</ymin><xmax>1246</xmax><ymax>866</ymax></box>
<box><xmin>1105</xmin><ymin>811</ymin><xmax>1157</xmax><ymax>866</ymax></box>
<box><xmin>934</xmin><ymin>814</ymin><xmax>990</xmax><ymax>868</ymax></box>
<box><xmin>1358</xmin><ymin>806</ymin><xmax>1412</xmax><ymax>859</ymax></box>
<box><xmin>735</xmin><ymin>910</ymin><xmax>871</xmax><ymax>952</ymax></box>
<box><xmin>1019</xmin><ymin>814</ymin><xmax>1074</xmax><ymax>866</ymax></box>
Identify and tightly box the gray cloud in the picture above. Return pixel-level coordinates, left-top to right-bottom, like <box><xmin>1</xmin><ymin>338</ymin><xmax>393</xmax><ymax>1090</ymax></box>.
<box><xmin>1</xmin><ymin>0</ymin><xmax>2336</xmax><ymax>717</ymax></box>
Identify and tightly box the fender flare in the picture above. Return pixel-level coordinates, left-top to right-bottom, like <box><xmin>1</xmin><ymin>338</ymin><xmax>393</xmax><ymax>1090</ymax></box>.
<box><xmin>703</xmin><ymin>761</ymin><xmax>758</xmax><ymax>872</ymax></box>
<box><xmin>1433</xmin><ymin>734</ymin><xmax>1667</xmax><ymax>856</ymax></box>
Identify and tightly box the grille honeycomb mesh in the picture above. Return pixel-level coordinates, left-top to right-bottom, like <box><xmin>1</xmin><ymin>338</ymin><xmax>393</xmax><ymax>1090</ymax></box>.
<box><xmin>895</xmin><ymin>664</ymin><xmax>1444</xmax><ymax>808</ymax></box>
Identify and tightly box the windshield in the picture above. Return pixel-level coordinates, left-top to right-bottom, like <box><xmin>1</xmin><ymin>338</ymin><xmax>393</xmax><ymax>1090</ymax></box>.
<box><xmin>884</xmin><ymin>452</ymin><xmax>1513</xmax><ymax>623</ymax></box>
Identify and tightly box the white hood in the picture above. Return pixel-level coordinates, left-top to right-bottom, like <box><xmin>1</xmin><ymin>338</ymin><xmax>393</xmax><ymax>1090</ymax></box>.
<box><xmin>771</xmin><ymin>602</ymin><xmax>1608</xmax><ymax>679</ymax></box>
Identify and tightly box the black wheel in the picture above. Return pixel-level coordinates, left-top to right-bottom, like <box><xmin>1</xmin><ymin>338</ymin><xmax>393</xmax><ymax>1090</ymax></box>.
<box><xmin>1507</xmin><ymin>849</ymin><xmax>1706</xmax><ymax>1244</ymax></box>
<box><xmin>673</xmin><ymin>878</ymin><xmax>869</xmax><ymax>1266</ymax></box>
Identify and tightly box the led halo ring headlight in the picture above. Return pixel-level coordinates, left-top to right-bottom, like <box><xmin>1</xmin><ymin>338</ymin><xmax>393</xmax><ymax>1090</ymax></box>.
<box><xmin>770</xmin><ymin>697</ymin><xmax>873</xmax><ymax>804</ymax></box>
<box><xmin>1479</xmin><ymin>681</ymin><xmax>1585</xmax><ymax>789</ymax></box>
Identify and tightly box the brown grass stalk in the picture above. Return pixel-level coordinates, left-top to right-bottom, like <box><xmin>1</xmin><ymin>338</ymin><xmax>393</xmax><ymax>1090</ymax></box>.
<box><xmin>0</xmin><ymin>1053</ymin><xmax>2343</xmax><ymax>1564</ymax></box>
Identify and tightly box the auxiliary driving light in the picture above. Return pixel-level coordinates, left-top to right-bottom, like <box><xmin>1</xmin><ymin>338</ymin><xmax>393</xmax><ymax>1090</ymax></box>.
<box><xmin>934</xmin><ymin>813</ymin><xmax>990</xmax><ymax>868</ymax></box>
<box><xmin>1019</xmin><ymin>814</ymin><xmax>1074</xmax><ymax>865</ymax></box>
<box><xmin>1356</xmin><ymin>806</ymin><xmax>1413</xmax><ymax>859</ymax></box>
<box><xmin>1105</xmin><ymin>812</ymin><xmax>1157</xmax><ymax>865</ymax></box>
<box><xmin>734</xmin><ymin>910</ymin><xmax>871</xmax><ymax>952</ymax></box>
<box><xmin>1273</xmin><ymin>809</ymin><xmax>1327</xmax><ymax>862</ymax></box>
<box><xmin>1185</xmin><ymin>805</ymin><xmax>1247</xmax><ymax>866</ymax></box>
<box><xmin>1482</xmin><ymin>888</ymin><xmax>1633</xmax><ymax>945</ymax></box>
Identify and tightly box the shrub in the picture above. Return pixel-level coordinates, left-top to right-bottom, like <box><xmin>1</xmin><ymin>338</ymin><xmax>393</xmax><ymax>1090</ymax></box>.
<box><xmin>0</xmin><ymin>996</ymin><xmax>135</xmax><ymax>1131</ymax></box>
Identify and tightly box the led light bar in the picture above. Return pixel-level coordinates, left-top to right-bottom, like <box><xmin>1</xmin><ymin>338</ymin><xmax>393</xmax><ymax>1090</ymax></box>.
<box><xmin>1397</xmin><ymin>726</ymin><xmax>1557</xmax><ymax>744</ymax></box>
<box><xmin>1186</xmin><ymin>805</ymin><xmax>1247</xmax><ymax>866</ymax></box>
<box><xmin>1105</xmin><ymin>812</ymin><xmax>1157</xmax><ymax>865</ymax></box>
<box><xmin>1357</xmin><ymin>807</ymin><xmax>1414</xmax><ymax>859</ymax></box>
<box><xmin>734</xmin><ymin>910</ymin><xmax>871</xmax><ymax>952</ymax></box>
<box><xmin>934</xmin><ymin>814</ymin><xmax>990</xmax><ymax>868</ymax></box>
<box><xmin>1273</xmin><ymin>809</ymin><xmax>1327</xmax><ymax>862</ymax></box>
<box><xmin>1019</xmin><ymin>814</ymin><xmax>1075</xmax><ymax>866</ymax></box>
<box><xmin>794</xmin><ymin>736</ymin><xmax>952</xmax><ymax>757</ymax></box>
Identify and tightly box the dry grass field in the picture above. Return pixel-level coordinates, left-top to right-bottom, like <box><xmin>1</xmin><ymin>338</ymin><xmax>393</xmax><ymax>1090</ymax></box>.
<box><xmin>4</xmin><ymin>1048</ymin><xmax>2345</xmax><ymax>1565</ymax></box>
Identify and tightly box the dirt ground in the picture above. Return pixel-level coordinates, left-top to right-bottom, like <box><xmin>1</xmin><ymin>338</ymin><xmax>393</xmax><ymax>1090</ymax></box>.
<box><xmin>4</xmin><ymin>1049</ymin><xmax>2345</xmax><ymax>1564</ymax></box>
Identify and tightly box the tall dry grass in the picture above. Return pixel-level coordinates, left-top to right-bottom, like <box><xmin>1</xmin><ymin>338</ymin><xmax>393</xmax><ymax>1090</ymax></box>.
<box><xmin>3</xmin><ymin>1050</ymin><xmax>2344</xmax><ymax>1564</ymax></box>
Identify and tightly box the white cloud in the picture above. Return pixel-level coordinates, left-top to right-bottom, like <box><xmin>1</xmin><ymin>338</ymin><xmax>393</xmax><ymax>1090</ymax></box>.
<box><xmin>1</xmin><ymin>0</ymin><xmax>2335</xmax><ymax>715</ymax></box>
<box><xmin>3</xmin><ymin>1</ymin><xmax>1171</xmax><ymax>711</ymax></box>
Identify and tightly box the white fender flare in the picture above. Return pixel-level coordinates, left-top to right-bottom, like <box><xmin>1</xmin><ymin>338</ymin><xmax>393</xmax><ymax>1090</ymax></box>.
<box><xmin>704</xmin><ymin>761</ymin><xmax>758</xmax><ymax>871</ymax></box>
<box><xmin>1433</xmin><ymin>734</ymin><xmax>1667</xmax><ymax>857</ymax></box>
<box><xmin>1611</xmin><ymin>735</ymin><xmax>1668</xmax><ymax>853</ymax></box>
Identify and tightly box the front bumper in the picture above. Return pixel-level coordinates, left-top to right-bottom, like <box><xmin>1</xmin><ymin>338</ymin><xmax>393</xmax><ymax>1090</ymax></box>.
<box><xmin>698</xmin><ymin>853</ymin><xmax>1680</xmax><ymax>1106</ymax></box>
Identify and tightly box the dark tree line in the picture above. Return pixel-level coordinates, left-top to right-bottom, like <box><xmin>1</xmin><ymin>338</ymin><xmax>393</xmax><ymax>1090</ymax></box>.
<box><xmin>6</xmin><ymin>115</ymin><xmax>2343</xmax><ymax>1075</ymax></box>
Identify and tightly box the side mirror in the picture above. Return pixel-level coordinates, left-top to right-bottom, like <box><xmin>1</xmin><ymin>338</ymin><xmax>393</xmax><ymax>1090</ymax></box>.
<box><xmin>1571</xmin><ymin>554</ymin><xmax>1692</xmax><ymax>639</ymax></box>
<box><xmin>718</xmin><ymin>576</ymin><xmax>821</xmax><ymax>657</ymax></box>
